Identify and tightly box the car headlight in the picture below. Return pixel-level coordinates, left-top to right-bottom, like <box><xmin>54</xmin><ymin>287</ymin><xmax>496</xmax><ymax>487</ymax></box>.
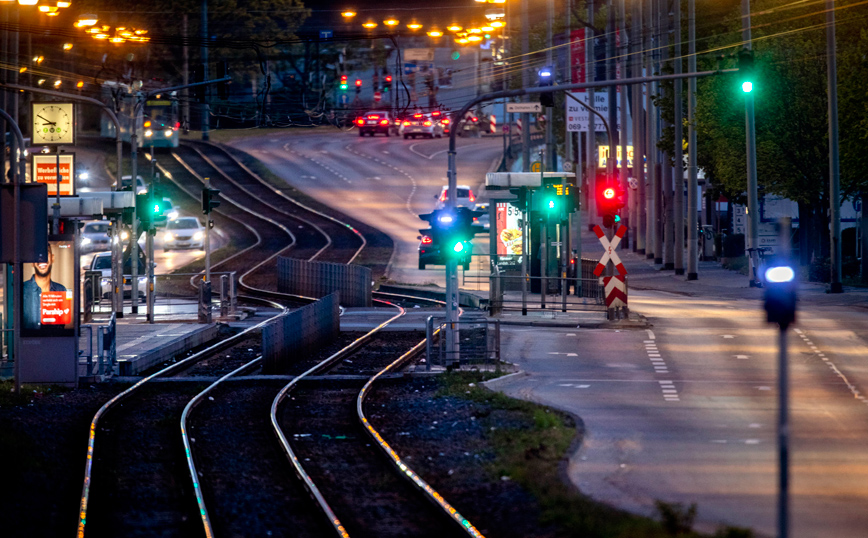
<box><xmin>100</xmin><ymin>277</ymin><xmax>109</xmax><ymax>285</ymax></box>
<box><xmin>164</xmin><ymin>232</ymin><xmax>174</xmax><ymax>241</ymax></box>
<box><xmin>193</xmin><ymin>231</ymin><xmax>204</xmax><ymax>240</ymax></box>
<box><xmin>79</xmin><ymin>172</ymin><xmax>89</xmax><ymax>181</ymax></box>
<box><xmin>81</xmin><ymin>237</ymin><xmax>91</xmax><ymax>246</ymax></box>
<box><xmin>121</xmin><ymin>231</ymin><xmax>129</xmax><ymax>240</ymax></box>
<box><xmin>138</xmin><ymin>277</ymin><xmax>146</xmax><ymax>284</ymax></box>
<box><xmin>164</xmin><ymin>129</ymin><xmax>173</xmax><ymax>138</ymax></box>
<box><xmin>144</xmin><ymin>129</ymin><xmax>153</xmax><ymax>137</ymax></box>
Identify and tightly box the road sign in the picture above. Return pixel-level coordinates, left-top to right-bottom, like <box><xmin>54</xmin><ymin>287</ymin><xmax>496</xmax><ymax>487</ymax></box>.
<box><xmin>339</xmin><ymin>93</ymin><xmax>349</xmax><ymax>105</ymax></box>
<box><xmin>507</xmin><ymin>102</ymin><xmax>542</xmax><ymax>114</ymax></box>
<box><xmin>530</xmin><ymin>162</ymin><xmax>542</xmax><ymax>173</ymax></box>
<box><xmin>319</xmin><ymin>30</ymin><xmax>333</xmax><ymax>39</ymax></box>
<box><xmin>563</xmin><ymin>161</ymin><xmax>573</xmax><ymax>173</ymax></box>
<box><xmin>592</xmin><ymin>224</ymin><xmax>627</xmax><ymax>276</ymax></box>
<box><xmin>374</xmin><ymin>91</ymin><xmax>382</xmax><ymax>102</ymax></box>
<box><xmin>405</xmin><ymin>48</ymin><xmax>435</xmax><ymax>62</ymax></box>
<box><xmin>603</xmin><ymin>275</ymin><xmax>628</xmax><ymax>308</ymax></box>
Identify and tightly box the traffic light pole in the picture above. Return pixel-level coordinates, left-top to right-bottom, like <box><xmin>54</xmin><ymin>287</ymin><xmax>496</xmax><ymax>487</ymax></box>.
<box><xmin>205</xmin><ymin>179</ymin><xmax>212</xmax><ymax>284</ymax></box>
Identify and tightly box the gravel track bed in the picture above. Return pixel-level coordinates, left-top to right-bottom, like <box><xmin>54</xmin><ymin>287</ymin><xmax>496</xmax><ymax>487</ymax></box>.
<box><xmin>188</xmin><ymin>379</ymin><xmax>332</xmax><ymax>538</ymax></box>
<box><xmin>326</xmin><ymin>332</ymin><xmax>427</xmax><ymax>376</ymax></box>
<box><xmin>281</xmin><ymin>378</ymin><xmax>463</xmax><ymax>538</ymax></box>
<box><xmin>367</xmin><ymin>376</ymin><xmax>557</xmax><ymax>538</ymax></box>
<box><xmin>85</xmin><ymin>382</ymin><xmax>211</xmax><ymax>538</ymax></box>
<box><xmin>175</xmin><ymin>334</ymin><xmax>263</xmax><ymax>377</ymax></box>
<box><xmin>281</xmin><ymin>331</ymin><xmax>369</xmax><ymax>375</ymax></box>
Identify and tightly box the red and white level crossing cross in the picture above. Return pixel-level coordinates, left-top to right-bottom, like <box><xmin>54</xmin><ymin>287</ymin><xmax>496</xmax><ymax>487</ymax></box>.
<box><xmin>592</xmin><ymin>225</ymin><xmax>628</xmax><ymax>277</ymax></box>
<box><xmin>603</xmin><ymin>275</ymin><xmax>628</xmax><ymax>308</ymax></box>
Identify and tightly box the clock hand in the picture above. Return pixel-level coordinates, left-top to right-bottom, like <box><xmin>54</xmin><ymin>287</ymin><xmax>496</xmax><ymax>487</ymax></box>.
<box><xmin>37</xmin><ymin>114</ymin><xmax>55</xmax><ymax>124</ymax></box>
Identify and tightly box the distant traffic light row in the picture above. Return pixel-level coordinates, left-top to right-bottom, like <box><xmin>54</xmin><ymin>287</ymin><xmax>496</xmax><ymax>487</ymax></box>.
<box><xmin>339</xmin><ymin>73</ymin><xmax>393</xmax><ymax>93</ymax></box>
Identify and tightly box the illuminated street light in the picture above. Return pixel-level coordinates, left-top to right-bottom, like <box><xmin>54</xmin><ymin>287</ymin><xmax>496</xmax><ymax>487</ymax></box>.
<box><xmin>383</xmin><ymin>18</ymin><xmax>399</xmax><ymax>27</ymax></box>
<box><xmin>468</xmin><ymin>27</ymin><xmax>482</xmax><ymax>34</ymax></box>
<box><xmin>18</xmin><ymin>0</ymin><xmax>39</xmax><ymax>5</ymax></box>
<box><xmin>447</xmin><ymin>24</ymin><xmax>462</xmax><ymax>32</ymax></box>
<box><xmin>481</xmin><ymin>26</ymin><xmax>494</xmax><ymax>32</ymax></box>
<box><xmin>456</xmin><ymin>37</ymin><xmax>469</xmax><ymax>44</ymax></box>
<box><xmin>33</xmin><ymin>56</ymin><xmax>44</xmax><ymax>63</ymax></box>
<box><xmin>53</xmin><ymin>80</ymin><xmax>62</xmax><ymax>87</ymax></box>
<box><xmin>407</xmin><ymin>21</ymin><xmax>423</xmax><ymax>30</ymax></box>
<box><xmin>467</xmin><ymin>35</ymin><xmax>483</xmax><ymax>42</ymax></box>
<box><xmin>57</xmin><ymin>1</ymin><xmax>71</xmax><ymax>7</ymax></box>
<box><xmin>485</xmin><ymin>7</ymin><xmax>505</xmax><ymax>19</ymax></box>
<box><xmin>63</xmin><ymin>43</ymin><xmax>73</xmax><ymax>50</ymax></box>
<box><xmin>94</xmin><ymin>33</ymin><xmax>108</xmax><ymax>39</ymax></box>
<box><xmin>341</xmin><ymin>10</ymin><xmax>356</xmax><ymax>18</ymax></box>
<box><xmin>427</xmin><ymin>29</ymin><xmax>443</xmax><ymax>37</ymax></box>
<box><xmin>490</xmin><ymin>20</ymin><xmax>505</xmax><ymax>28</ymax></box>
<box><xmin>76</xmin><ymin>15</ymin><xmax>98</xmax><ymax>27</ymax></box>
<box><xmin>362</xmin><ymin>21</ymin><xmax>377</xmax><ymax>28</ymax></box>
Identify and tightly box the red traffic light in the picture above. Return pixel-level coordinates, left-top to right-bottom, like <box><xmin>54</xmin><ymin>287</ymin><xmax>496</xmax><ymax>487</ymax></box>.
<box><xmin>340</xmin><ymin>75</ymin><xmax>347</xmax><ymax>82</ymax></box>
<box><xmin>355</xmin><ymin>79</ymin><xmax>362</xmax><ymax>87</ymax></box>
<box><xmin>603</xmin><ymin>187</ymin><xmax>616</xmax><ymax>200</ymax></box>
<box><xmin>385</xmin><ymin>75</ymin><xmax>392</xmax><ymax>83</ymax></box>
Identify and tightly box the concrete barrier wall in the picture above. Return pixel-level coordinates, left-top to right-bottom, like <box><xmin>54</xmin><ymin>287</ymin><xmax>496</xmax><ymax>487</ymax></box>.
<box><xmin>262</xmin><ymin>292</ymin><xmax>340</xmax><ymax>374</ymax></box>
<box><xmin>277</xmin><ymin>257</ymin><xmax>371</xmax><ymax>307</ymax></box>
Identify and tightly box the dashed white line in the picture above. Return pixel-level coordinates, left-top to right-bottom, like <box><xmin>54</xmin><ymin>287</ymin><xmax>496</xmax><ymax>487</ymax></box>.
<box><xmin>796</xmin><ymin>330</ymin><xmax>867</xmax><ymax>407</ymax></box>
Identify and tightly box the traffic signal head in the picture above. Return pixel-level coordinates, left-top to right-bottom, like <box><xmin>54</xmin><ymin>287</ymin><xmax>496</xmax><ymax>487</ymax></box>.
<box><xmin>596</xmin><ymin>181</ymin><xmax>626</xmax><ymax>227</ymax></box>
<box><xmin>202</xmin><ymin>185</ymin><xmax>221</xmax><ymax>214</ymax></box>
<box><xmin>764</xmin><ymin>263</ymin><xmax>796</xmax><ymax>327</ymax></box>
<box><xmin>738</xmin><ymin>49</ymin><xmax>755</xmax><ymax>93</ymax></box>
<box><xmin>340</xmin><ymin>74</ymin><xmax>348</xmax><ymax>90</ymax></box>
<box><xmin>355</xmin><ymin>79</ymin><xmax>362</xmax><ymax>86</ymax></box>
<box><xmin>418</xmin><ymin>207</ymin><xmax>484</xmax><ymax>260</ymax></box>
<box><xmin>538</xmin><ymin>66</ymin><xmax>554</xmax><ymax>108</ymax></box>
<box><xmin>135</xmin><ymin>193</ymin><xmax>160</xmax><ymax>230</ymax></box>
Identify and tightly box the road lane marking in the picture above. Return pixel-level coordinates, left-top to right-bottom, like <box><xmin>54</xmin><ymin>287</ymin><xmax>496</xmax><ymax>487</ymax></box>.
<box><xmin>796</xmin><ymin>330</ymin><xmax>867</xmax><ymax>407</ymax></box>
<box><xmin>722</xmin><ymin>335</ymin><xmax>735</xmax><ymax>339</ymax></box>
<box><xmin>734</xmin><ymin>355</ymin><xmax>750</xmax><ymax>360</ymax></box>
<box><xmin>646</xmin><ymin>330</ymin><xmax>655</xmax><ymax>340</ymax></box>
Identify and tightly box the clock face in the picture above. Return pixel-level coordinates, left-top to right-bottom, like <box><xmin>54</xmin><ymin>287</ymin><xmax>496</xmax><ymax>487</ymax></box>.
<box><xmin>32</xmin><ymin>103</ymin><xmax>74</xmax><ymax>144</ymax></box>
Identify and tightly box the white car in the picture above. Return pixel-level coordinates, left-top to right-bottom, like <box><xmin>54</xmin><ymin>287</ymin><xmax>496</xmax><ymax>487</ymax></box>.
<box><xmin>473</xmin><ymin>203</ymin><xmax>490</xmax><ymax>229</ymax></box>
<box><xmin>400</xmin><ymin>113</ymin><xmax>444</xmax><ymax>139</ymax></box>
<box><xmin>163</xmin><ymin>217</ymin><xmax>205</xmax><ymax>251</ymax></box>
<box><xmin>119</xmin><ymin>175</ymin><xmax>147</xmax><ymax>194</ymax></box>
<box><xmin>80</xmin><ymin>220</ymin><xmax>112</xmax><ymax>254</ymax></box>
<box><xmin>90</xmin><ymin>251</ymin><xmax>149</xmax><ymax>303</ymax></box>
<box><xmin>435</xmin><ymin>185</ymin><xmax>476</xmax><ymax>209</ymax></box>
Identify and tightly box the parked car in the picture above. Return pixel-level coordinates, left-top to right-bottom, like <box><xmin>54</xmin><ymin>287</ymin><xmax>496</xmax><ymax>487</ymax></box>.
<box><xmin>355</xmin><ymin>110</ymin><xmax>394</xmax><ymax>137</ymax></box>
<box><xmin>163</xmin><ymin>217</ymin><xmax>205</xmax><ymax>251</ymax></box>
<box><xmin>80</xmin><ymin>220</ymin><xmax>112</xmax><ymax>254</ymax></box>
<box><xmin>435</xmin><ymin>185</ymin><xmax>476</xmax><ymax>209</ymax></box>
<box><xmin>400</xmin><ymin>113</ymin><xmax>444</xmax><ymax>139</ymax></box>
<box><xmin>90</xmin><ymin>251</ymin><xmax>149</xmax><ymax>303</ymax></box>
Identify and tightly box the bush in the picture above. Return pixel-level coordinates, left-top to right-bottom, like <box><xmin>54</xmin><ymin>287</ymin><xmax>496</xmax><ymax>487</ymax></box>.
<box><xmin>809</xmin><ymin>257</ymin><xmax>830</xmax><ymax>283</ymax></box>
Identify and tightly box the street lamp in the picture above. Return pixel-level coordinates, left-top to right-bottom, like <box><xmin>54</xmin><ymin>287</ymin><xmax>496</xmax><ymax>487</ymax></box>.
<box><xmin>341</xmin><ymin>10</ymin><xmax>356</xmax><ymax>19</ymax></box>
<box><xmin>383</xmin><ymin>18</ymin><xmax>399</xmax><ymax>27</ymax></box>
<box><xmin>447</xmin><ymin>24</ymin><xmax>463</xmax><ymax>32</ymax></box>
<box><xmin>362</xmin><ymin>21</ymin><xmax>377</xmax><ymax>29</ymax></box>
<box><xmin>427</xmin><ymin>29</ymin><xmax>443</xmax><ymax>37</ymax></box>
<box><xmin>407</xmin><ymin>21</ymin><xmax>423</xmax><ymax>30</ymax></box>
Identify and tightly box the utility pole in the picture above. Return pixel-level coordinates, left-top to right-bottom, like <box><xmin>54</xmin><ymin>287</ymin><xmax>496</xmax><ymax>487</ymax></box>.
<box><xmin>674</xmin><ymin>0</ymin><xmax>685</xmax><ymax>275</ymax></box>
<box><xmin>742</xmin><ymin>0</ymin><xmax>760</xmax><ymax>287</ymax></box>
<box><xmin>687</xmin><ymin>0</ymin><xmax>699</xmax><ymax>280</ymax></box>
<box><xmin>586</xmin><ymin>0</ymin><xmax>597</xmax><ymax>222</ymax></box>
<box><xmin>521</xmin><ymin>0</ymin><xmax>530</xmax><ymax>172</ymax></box>
<box><xmin>201</xmin><ymin>0</ymin><xmax>210</xmax><ymax>141</ymax></box>
<box><xmin>633</xmin><ymin>0</ymin><xmax>646</xmax><ymax>254</ymax></box>
<box><xmin>606</xmin><ymin>0</ymin><xmax>617</xmax><ymax>188</ymax></box>
<box><xmin>618</xmin><ymin>0</ymin><xmax>629</xmax><ymax>248</ymax></box>
<box><xmin>652</xmin><ymin>0</ymin><xmax>662</xmax><ymax>265</ymax></box>
<box><xmin>545</xmin><ymin>0</ymin><xmax>555</xmax><ymax>172</ymax></box>
<box><xmin>646</xmin><ymin>0</ymin><xmax>657</xmax><ymax>261</ymax></box>
<box><xmin>661</xmin><ymin>0</ymin><xmax>674</xmax><ymax>271</ymax></box>
<box><xmin>826</xmin><ymin>0</ymin><xmax>843</xmax><ymax>293</ymax></box>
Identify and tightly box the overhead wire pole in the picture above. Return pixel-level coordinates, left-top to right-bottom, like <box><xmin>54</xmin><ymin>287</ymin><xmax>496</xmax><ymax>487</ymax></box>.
<box><xmin>618</xmin><ymin>0</ymin><xmax>629</xmax><ymax>249</ymax></box>
<box><xmin>826</xmin><ymin>0</ymin><xmax>843</xmax><ymax>293</ymax></box>
<box><xmin>633</xmin><ymin>0</ymin><xmax>647</xmax><ymax>255</ymax></box>
<box><xmin>674</xmin><ymin>0</ymin><xmax>685</xmax><ymax>275</ymax></box>
<box><xmin>586</xmin><ymin>0</ymin><xmax>597</xmax><ymax>223</ymax></box>
<box><xmin>201</xmin><ymin>0</ymin><xmax>210</xmax><ymax>142</ymax></box>
<box><xmin>651</xmin><ymin>0</ymin><xmax>663</xmax><ymax>265</ymax></box>
<box><xmin>645</xmin><ymin>0</ymin><xmax>656</xmax><ymax>261</ymax></box>
<box><xmin>661</xmin><ymin>0</ymin><xmax>674</xmax><ymax>271</ymax></box>
<box><xmin>687</xmin><ymin>0</ymin><xmax>699</xmax><ymax>279</ymax></box>
<box><xmin>521</xmin><ymin>0</ymin><xmax>530</xmax><ymax>172</ymax></box>
<box><xmin>545</xmin><ymin>0</ymin><xmax>554</xmax><ymax>172</ymax></box>
<box><xmin>742</xmin><ymin>0</ymin><xmax>760</xmax><ymax>287</ymax></box>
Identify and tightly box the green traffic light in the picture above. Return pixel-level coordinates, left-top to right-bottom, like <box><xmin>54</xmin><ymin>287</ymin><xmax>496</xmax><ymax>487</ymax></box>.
<box><xmin>340</xmin><ymin>83</ymin><xmax>348</xmax><ymax>90</ymax></box>
<box><xmin>453</xmin><ymin>241</ymin><xmax>465</xmax><ymax>253</ymax></box>
<box><xmin>153</xmin><ymin>203</ymin><xmax>161</xmax><ymax>213</ymax></box>
<box><xmin>742</xmin><ymin>81</ymin><xmax>753</xmax><ymax>93</ymax></box>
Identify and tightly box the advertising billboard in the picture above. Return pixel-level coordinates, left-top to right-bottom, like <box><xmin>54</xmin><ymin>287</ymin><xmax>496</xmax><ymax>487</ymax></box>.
<box><xmin>21</xmin><ymin>238</ymin><xmax>75</xmax><ymax>336</ymax></box>
<box><xmin>496</xmin><ymin>202</ymin><xmax>523</xmax><ymax>257</ymax></box>
<box><xmin>32</xmin><ymin>153</ymin><xmax>75</xmax><ymax>196</ymax></box>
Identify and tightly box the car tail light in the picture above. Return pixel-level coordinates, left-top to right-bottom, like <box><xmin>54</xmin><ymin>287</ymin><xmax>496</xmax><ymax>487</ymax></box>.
<box><xmin>431</xmin><ymin>111</ymin><xmax>440</xmax><ymax>116</ymax></box>
<box><xmin>441</xmin><ymin>118</ymin><xmax>450</xmax><ymax>125</ymax></box>
<box><xmin>440</xmin><ymin>192</ymin><xmax>447</xmax><ymax>202</ymax></box>
<box><xmin>367</xmin><ymin>114</ymin><xmax>379</xmax><ymax>119</ymax></box>
<box><xmin>380</xmin><ymin>119</ymin><xmax>389</xmax><ymax>125</ymax></box>
<box><xmin>414</xmin><ymin>113</ymin><xmax>423</xmax><ymax>118</ymax></box>
<box><xmin>403</xmin><ymin>121</ymin><xmax>411</xmax><ymax>126</ymax></box>
<box><xmin>473</xmin><ymin>217</ymin><xmax>479</xmax><ymax>223</ymax></box>
<box><xmin>356</xmin><ymin>118</ymin><xmax>365</xmax><ymax>126</ymax></box>
<box><xmin>423</xmin><ymin>121</ymin><xmax>432</xmax><ymax>126</ymax></box>
<box><xmin>469</xmin><ymin>191</ymin><xmax>475</xmax><ymax>202</ymax></box>
<box><xmin>421</xmin><ymin>235</ymin><xmax>433</xmax><ymax>244</ymax></box>
<box><xmin>471</xmin><ymin>116</ymin><xmax>478</xmax><ymax>122</ymax></box>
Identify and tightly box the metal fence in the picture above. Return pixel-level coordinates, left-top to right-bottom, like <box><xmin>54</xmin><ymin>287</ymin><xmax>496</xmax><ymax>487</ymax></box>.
<box><xmin>80</xmin><ymin>313</ymin><xmax>117</xmax><ymax>378</ymax></box>
<box><xmin>278</xmin><ymin>257</ymin><xmax>371</xmax><ymax>307</ymax></box>
<box><xmin>488</xmin><ymin>257</ymin><xmax>606</xmax><ymax>313</ymax></box>
<box><xmin>261</xmin><ymin>292</ymin><xmax>340</xmax><ymax>374</ymax></box>
<box><xmin>426</xmin><ymin>315</ymin><xmax>500</xmax><ymax>368</ymax></box>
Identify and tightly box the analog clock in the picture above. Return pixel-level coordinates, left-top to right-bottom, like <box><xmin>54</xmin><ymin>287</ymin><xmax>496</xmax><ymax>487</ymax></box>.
<box><xmin>32</xmin><ymin>102</ymin><xmax>75</xmax><ymax>145</ymax></box>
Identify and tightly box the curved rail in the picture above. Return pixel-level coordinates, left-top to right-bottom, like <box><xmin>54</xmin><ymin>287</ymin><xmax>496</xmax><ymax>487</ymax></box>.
<box><xmin>269</xmin><ymin>299</ymin><xmax>405</xmax><ymax>537</ymax></box>
<box><xmin>76</xmin><ymin>296</ymin><xmax>289</xmax><ymax>538</ymax></box>
<box><xmin>204</xmin><ymin>141</ymin><xmax>367</xmax><ymax>265</ymax></box>
<box><xmin>185</xmin><ymin>143</ymin><xmax>332</xmax><ymax>262</ymax></box>
<box><xmin>357</xmin><ymin>333</ymin><xmax>486</xmax><ymax>538</ymax></box>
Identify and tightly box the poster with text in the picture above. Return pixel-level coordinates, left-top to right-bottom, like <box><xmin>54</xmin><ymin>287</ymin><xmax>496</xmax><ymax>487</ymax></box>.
<box><xmin>21</xmin><ymin>239</ymin><xmax>75</xmax><ymax>335</ymax></box>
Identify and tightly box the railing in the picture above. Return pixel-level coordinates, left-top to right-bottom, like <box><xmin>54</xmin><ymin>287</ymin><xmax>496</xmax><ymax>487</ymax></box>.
<box><xmin>489</xmin><ymin>274</ymin><xmax>606</xmax><ymax>313</ymax></box>
<box><xmin>80</xmin><ymin>313</ymin><xmax>116</xmax><ymax>378</ymax></box>
<box><xmin>426</xmin><ymin>315</ymin><xmax>500</xmax><ymax>369</ymax></box>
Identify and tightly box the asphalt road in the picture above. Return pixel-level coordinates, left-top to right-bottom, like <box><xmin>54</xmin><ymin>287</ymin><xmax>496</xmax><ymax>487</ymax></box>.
<box><xmin>229</xmin><ymin>130</ymin><xmax>503</xmax><ymax>285</ymax></box>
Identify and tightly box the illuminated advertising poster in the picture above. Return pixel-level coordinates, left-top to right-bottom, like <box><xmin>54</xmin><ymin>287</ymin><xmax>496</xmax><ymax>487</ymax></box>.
<box><xmin>22</xmin><ymin>239</ymin><xmax>75</xmax><ymax>336</ymax></box>
<box><xmin>32</xmin><ymin>153</ymin><xmax>75</xmax><ymax>196</ymax></box>
<box><xmin>495</xmin><ymin>202</ymin><xmax>523</xmax><ymax>257</ymax></box>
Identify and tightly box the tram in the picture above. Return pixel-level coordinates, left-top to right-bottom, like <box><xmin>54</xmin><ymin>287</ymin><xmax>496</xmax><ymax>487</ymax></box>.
<box><xmin>100</xmin><ymin>82</ymin><xmax>180</xmax><ymax>149</ymax></box>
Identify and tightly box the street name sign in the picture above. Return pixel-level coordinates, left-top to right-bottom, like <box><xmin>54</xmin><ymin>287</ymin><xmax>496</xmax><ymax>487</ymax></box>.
<box><xmin>507</xmin><ymin>102</ymin><xmax>542</xmax><ymax>114</ymax></box>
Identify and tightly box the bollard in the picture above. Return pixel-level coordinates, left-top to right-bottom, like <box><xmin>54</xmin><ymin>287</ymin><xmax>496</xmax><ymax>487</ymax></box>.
<box><xmin>198</xmin><ymin>279</ymin><xmax>212</xmax><ymax>323</ymax></box>
<box><xmin>220</xmin><ymin>274</ymin><xmax>229</xmax><ymax>317</ymax></box>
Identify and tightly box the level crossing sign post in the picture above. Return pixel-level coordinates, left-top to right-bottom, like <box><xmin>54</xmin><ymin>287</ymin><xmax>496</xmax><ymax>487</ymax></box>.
<box><xmin>592</xmin><ymin>224</ymin><xmax>628</xmax><ymax>320</ymax></box>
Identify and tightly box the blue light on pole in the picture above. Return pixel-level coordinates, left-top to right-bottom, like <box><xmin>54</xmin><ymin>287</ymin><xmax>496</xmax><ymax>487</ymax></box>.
<box><xmin>765</xmin><ymin>265</ymin><xmax>794</xmax><ymax>283</ymax></box>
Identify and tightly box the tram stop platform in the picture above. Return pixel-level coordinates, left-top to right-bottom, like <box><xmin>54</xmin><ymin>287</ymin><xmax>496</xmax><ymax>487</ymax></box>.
<box><xmin>79</xmin><ymin>316</ymin><xmax>222</xmax><ymax>379</ymax></box>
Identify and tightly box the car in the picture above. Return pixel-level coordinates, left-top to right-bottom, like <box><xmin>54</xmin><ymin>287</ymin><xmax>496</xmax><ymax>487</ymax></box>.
<box><xmin>163</xmin><ymin>217</ymin><xmax>205</xmax><ymax>251</ymax></box>
<box><xmin>430</xmin><ymin>110</ymin><xmax>452</xmax><ymax>135</ymax></box>
<box><xmin>354</xmin><ymin>111</ymin><xmax>394</xmax><ymax>137</ymax></box>
<box><xmin>457</xmin><ymin>114</ymin><xmax>480</xmax><ymax>137</ymax></box>
<box><xmin>90</xmin><ymin>251</ymin><xmax>150</xmax><ymax>303</ymax></box>
<box><xmin>153</xmin><ymin>198</ymin><xmax>179</xmax><ymax>227</ymax></box>
<box><xmin>473</xmin><ymin>203</ymin><xmax>490</xmax><ymax>230</ymax></box>
<box><xmin>80</xmin><ymin>220</ymin><xmax>112</xmax><ymax>254</ymax></box>
<box><xmin>417</xmin><ymin>231</ymin><xmax>470</xmax><ymax>271</ymax></box>
<box><xmin>119</xmin><ymin>175</ymin><xmax>147</xmax><ymax>194</ymax></box>
<box><xmin>435</xmin><ymin>184</ymin><xmax>476</xmax><ymax>210</ymax></box>
<box><xmin>400</xmin><ymin>113</ymin><xmax>444</xmax><ymax>139</ymax></box>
